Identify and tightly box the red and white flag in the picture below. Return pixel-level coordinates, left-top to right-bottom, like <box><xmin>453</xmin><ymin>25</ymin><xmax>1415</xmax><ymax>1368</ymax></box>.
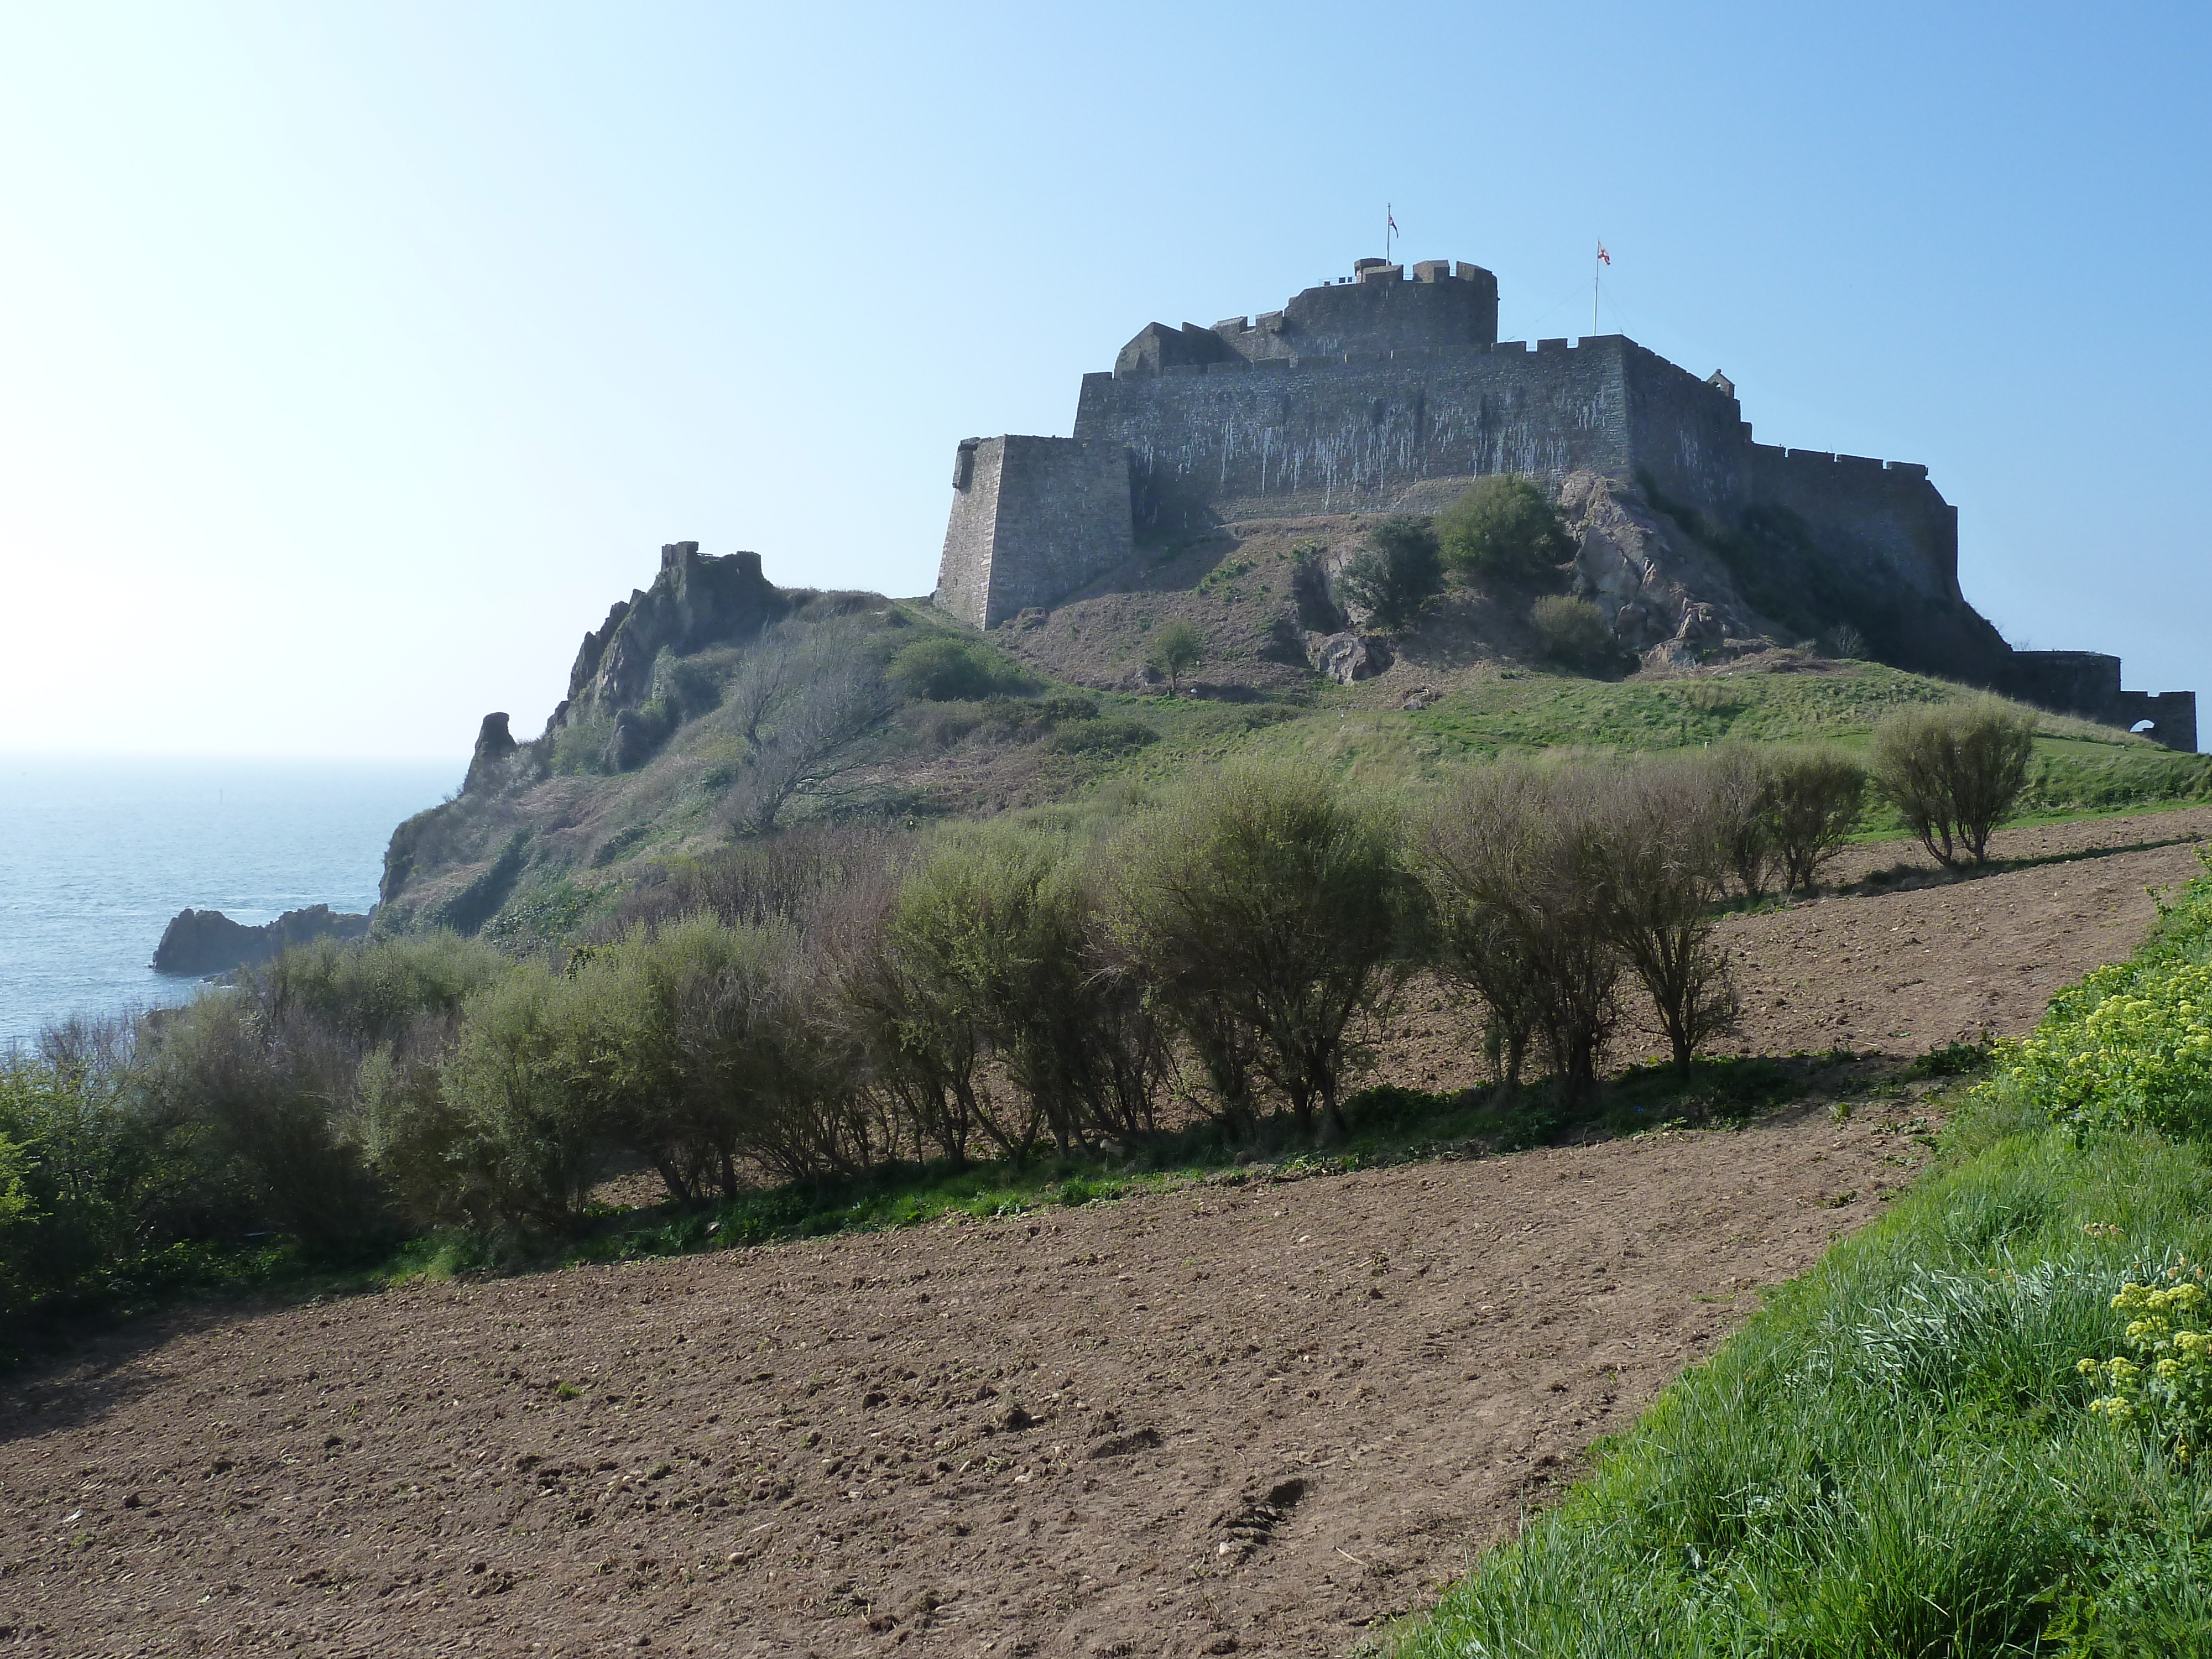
<box><xmin>1597</xmin><ymin>241</ymin><xmax>1612</xmax><ymax>265</ymax></box>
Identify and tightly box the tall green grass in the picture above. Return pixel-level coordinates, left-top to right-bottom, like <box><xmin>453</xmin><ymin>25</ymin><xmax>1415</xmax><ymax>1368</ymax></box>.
<box><xmin>1389</xmin><ymin>882</ymin><xmax>2212</xmax><ymax>1657</ymax></box>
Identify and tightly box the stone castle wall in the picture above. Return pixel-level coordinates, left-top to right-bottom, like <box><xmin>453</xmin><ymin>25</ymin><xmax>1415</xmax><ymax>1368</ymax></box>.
<box><xmin>933</xmin><ymin>436</ymin><xmax>1133</xmax><ymax>629</ymax></box>
<box><xmin>1075</xmin><ymin>336</ymin><xmax>1634</xmax><ymax>531</ymax></box>
<box><xmin>936</xmin><ymin>259</ymin><xmax>2195</xmax><ymax>747</ymax></box>
<box><xmin>2004</xmin><ymin>651</ymin><xmax>2198</xmax><ymax>753</ymax></box>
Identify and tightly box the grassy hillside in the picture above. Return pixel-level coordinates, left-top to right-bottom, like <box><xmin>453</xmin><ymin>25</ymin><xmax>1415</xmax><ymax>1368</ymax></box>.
<box><xmin>376</xmin><ymin>563</ymin><xmax>2210</xmax><ymax>948</ymax></box>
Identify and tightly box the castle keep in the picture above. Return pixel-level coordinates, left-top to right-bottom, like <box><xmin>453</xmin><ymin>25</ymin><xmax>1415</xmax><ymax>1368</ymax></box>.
<box><xmin>937</xmin><ymin>258</ymin><xmax>2195</xmax><ymax>749</ymax></box>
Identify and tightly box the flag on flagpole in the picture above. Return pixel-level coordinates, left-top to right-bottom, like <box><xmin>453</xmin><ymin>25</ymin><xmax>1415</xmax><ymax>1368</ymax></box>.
<box><xmin>1387</xmin><ymin>208</ymin><xmax>1399</xmax><ymax>237</ymax></box>
<box><xmin>1597</xmin><ymin>241</ymin><xmax>1611</xmax><ymax>265</ymax></box>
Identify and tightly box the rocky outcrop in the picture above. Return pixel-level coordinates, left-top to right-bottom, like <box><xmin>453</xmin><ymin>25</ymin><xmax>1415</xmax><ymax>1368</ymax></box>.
<box><xmin>1554</xmin><ymin>471</ymin><xmax>1768</xmax><ymax>668</ymax></box>
<box><xmin>462</xmin><ymin>712</ymin><xmax>518</xmax><ymax>795</ymax></box>
<box><xmin>152</xmin><ymin>905</ymin><xmax>371</xmax><ymax>978</ymax></box>
<box><xmin>1305</xmin><ymin>630</ymin><xmax>1394</xmax><ymax>684</ymax></box>
<box><xmin>549</xmin><ymin>542</ymin><xmax>786</xmax><ymax>732</ymax></box>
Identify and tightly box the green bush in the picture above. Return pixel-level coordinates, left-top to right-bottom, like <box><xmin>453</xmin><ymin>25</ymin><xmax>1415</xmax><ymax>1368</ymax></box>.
<box><xmin>1418</xmin><ymin>764</ymin><xmax>1624</xmax><ymax>1103</ymax></box>
<box><xmin>1871</xmin><ymin>697</ymin><xmax>2037</xmax><ymax>868</ymax></box>
<box><xmin>549</xmin><ymin>716</ymin><xmax>614</xmax><ymax>775</ymax></box>
<box><xmin>1337</xmin><ymin>515</ymin><xmax>1443</xmax><ymax>630</ymax></box>
<box><xmin>1437</xmin><ymin>474</ymin><xmax>1571</xmax><ymax>581</ymax></box>
<box><xmin>1109</xmin><ymin>762</ymin><xmax>1413</xmax><ymax>1139</ymax></box>
<box><xmin>1144</xmin><ymin>619</ymin><xmax>1205</xmax><ymax>692</ymax></box>
<box><xmin>1529</xmin><ymin>594</ymin><xmax>1618</xmax><ymax>670</ymax></box>
<box><xmin>878</xmin><ymin>826</ymin><xmax>1165</xmax><ymax>1157</ymax></box>
<box><xmin>1044</xmin><ymin>716</ymin><xmax>1156</xmax><ymax>755</ymax></box>
<box><xmin>1762</xmin><ymin>747</ymin><xmax>1868</xmax><ymax>890</ymax></box>
<box><xmin>887</xmin><ymin>635</ymin><xmax>1033</xmax><ymax>701</ymax></box>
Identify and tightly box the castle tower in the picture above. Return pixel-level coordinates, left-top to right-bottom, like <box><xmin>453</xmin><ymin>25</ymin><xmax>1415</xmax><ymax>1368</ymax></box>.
<box><xmin>935</xmin><ymin>436</ymin><xmax>1133</xmax><ymax>629</ymax></box>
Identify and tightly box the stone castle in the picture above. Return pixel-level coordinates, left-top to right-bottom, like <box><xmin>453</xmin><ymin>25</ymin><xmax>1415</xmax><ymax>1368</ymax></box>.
<box><xmin>936</xmin><ymin>257</ymin><xmax>2195</xmax><ymax>749</ymax></box>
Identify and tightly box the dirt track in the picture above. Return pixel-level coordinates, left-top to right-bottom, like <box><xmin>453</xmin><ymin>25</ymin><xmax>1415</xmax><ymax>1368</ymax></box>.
<box><xmin>1</xmin><ymin>809</ymin><xmax>2205</xmax><ymax>1657</ymax></box>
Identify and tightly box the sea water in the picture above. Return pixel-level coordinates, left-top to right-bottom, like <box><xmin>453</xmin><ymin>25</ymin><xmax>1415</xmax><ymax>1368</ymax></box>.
<box><xmin>0</xmin><ymin>755</ymin><xmax>459</xmax><ymax>1048</ymax></box>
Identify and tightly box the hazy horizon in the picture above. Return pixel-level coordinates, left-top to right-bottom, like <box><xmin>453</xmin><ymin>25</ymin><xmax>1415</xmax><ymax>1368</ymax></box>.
<box><xmin>7</xmin><ymin>2</ymin><xmax>2208</xmax><ymax>760</ymax></box>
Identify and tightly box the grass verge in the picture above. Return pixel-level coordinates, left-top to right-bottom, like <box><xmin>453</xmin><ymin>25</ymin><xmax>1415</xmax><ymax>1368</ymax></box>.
<box><xmin>1385</xmin><ymin>879</ymin><xmax>2212</xmax><ymax>1656</ymax></box>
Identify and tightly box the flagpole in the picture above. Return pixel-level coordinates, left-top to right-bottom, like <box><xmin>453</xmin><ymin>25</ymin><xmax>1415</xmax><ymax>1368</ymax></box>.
<box><xmin>1593</xmin><ymin>244</ymin><xmax>1599</xmax><ymax>337</ymax></box>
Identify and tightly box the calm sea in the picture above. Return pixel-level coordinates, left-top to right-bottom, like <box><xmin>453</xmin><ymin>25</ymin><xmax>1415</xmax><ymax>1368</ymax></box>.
<box><xmin>0</xmin><ymin>756</ymin><xmax>460</xmax><ymax>1048</ymax></box>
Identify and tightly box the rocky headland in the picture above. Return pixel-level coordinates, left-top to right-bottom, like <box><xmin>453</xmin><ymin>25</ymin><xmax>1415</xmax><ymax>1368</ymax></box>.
<box><xmin>151</xmin><ymin>904</ymin><xmax>372</xmax><ymax>978</ymax></box>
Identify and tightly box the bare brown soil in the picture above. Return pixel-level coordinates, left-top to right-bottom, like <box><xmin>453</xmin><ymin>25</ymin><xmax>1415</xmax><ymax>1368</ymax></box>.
<box><xmin>0</xmin><ymin>1111</ymin><xmax>1922</xmax><ymax>1659</ymax></box>
<box><xmin>2</xmin><ymin>807</ymin><xmax>2205</xmax><ymax>1658</ymax></box>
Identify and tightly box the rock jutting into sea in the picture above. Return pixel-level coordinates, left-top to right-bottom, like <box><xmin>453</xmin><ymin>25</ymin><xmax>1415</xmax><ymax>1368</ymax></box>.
<box><xmin>151</xmin><ymin>904</ymin><xmax>372</xmax><ymax>978</ymax></box>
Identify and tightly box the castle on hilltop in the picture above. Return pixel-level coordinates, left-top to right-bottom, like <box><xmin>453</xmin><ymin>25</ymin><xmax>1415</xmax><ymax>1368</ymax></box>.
<box><xmin>937</xmin><ymin>257</ymin><xmax>2195</xmax><ymax>749</ymax></box>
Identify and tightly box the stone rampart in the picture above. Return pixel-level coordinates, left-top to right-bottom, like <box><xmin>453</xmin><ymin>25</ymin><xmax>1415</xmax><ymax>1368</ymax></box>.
<box><xmin>2002</xmin><ymin>651</ymin><xmax>2198</xmax><ymax>753</ymax></box>
<box><xmin>933</xmin><ymin>436</ymin><xmax>1133</xmax><ymax>629</ymax></box>
<box><xmin>1076</xmin><ymin>336</ymin><xmax>1633</xmax><ymax>532</ymax></box>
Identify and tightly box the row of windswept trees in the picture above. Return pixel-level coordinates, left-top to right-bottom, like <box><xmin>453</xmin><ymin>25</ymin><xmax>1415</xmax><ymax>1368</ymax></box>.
<box><xmin>0</xmin><ymin>700</ymin><xmax>2037</xmax><ymax>1314</ymax></box>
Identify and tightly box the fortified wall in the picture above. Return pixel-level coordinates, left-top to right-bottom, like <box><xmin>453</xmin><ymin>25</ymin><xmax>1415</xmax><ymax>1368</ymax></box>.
<box><xmin>936</xmin><ymin>258</ymin><xmax>2195</xmax><ymax>748</ymax></box>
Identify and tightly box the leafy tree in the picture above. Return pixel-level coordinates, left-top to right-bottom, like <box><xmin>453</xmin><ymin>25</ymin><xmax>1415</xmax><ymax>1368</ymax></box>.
<box><xmin>1145</xmin><ymin>619</ymin><xmax>1205</xmax><ymax>694</ymax></box>
<box><xmin>1437</xmin><ymin>474</ymin><xmax>1573</xmax><ymax>581</ymax></box>
<box><xmin>1870</xmin><ymin>698</ymin><xmax>2037</xmax><ymax>868</ymax></box>
<box><xmin>1337</xmin><ymin>514</ymin><xmax>1443</xmax><ymax>630</ymax></box>
<box><xmin>1108</xmin><ymin>763</ymin><xmax>1411</xmax><ymax>1141</ymax></box>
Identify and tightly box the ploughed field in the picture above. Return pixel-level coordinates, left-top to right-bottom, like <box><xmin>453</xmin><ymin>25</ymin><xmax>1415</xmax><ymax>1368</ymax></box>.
<box><xmin>3</xmin><ymin>809</ymin><xmax>2208</xmax><ymax>1658</ymax></box>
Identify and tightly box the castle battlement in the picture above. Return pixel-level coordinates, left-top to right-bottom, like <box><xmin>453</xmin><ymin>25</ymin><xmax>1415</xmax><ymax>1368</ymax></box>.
<box><xmin>933</xmin><ymin>258</ymin><xmax>2196</xmax><ymax>748</ymax></box>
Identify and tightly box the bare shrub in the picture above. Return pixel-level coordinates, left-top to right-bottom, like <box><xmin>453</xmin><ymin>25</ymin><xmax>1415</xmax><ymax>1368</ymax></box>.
<box><xmin>1419</xmin><ymin>765</ymin><xmax>1622</xmax><ymax>1104</ymax></box>
<box><xmin>1594</xmin><ymin>764</ymin><xmax>1740</xmax><ymax>1074</ymax></box>
<box><xmin>1705</xmin><ymin>744</ymin><xmax>1778</xmax><ymax>901</ymax></box>
<box><xmin>719</xmin><ymin>625</ymin><xmax>895</xmax><ymax>834</ymax></box>
<box><xmin>1107</xmin><ymin>763</ymin><xmax>1411</xmax><ymax>1140</ymax></box>
<box><xmin>594</xmin><ymin>821</ymin><xmax>912</xmax><ymax>942</ymax></box>
<box><xmin>1870</xmin><ymin>698</ymin><xmax>2037</xmax><ymax>868</ymax></box>
<box><xmin>1762</xmin><ymin>749</ymin><xmax>1868</xmax><ymax>891</ymax></box>
<box><xmin>723</xmin><ymin>624</ymin><xmax>800</xmax><ymax>747</ymax></box>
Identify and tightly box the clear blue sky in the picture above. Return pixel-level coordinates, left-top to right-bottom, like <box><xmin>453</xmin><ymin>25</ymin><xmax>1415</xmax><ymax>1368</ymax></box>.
<box><xmin>5</xmin><ymin>2</ymin><xmax>2205</xmax><ymax>759</ymax></box>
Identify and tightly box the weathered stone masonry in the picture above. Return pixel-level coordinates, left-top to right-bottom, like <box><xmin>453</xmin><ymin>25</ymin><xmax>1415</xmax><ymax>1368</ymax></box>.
<box><xmin>935</xmin><ymin>258</ymin><xmax>2195</xmax><ymax>747</ymax></box>
<box><xmin>937</xmin><ymin>436</ymin><xmax>1133</xmax><ymax>629</ymax></box>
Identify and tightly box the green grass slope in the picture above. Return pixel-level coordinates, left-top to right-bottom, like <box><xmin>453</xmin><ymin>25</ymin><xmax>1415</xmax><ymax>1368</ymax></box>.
<box><xmin>1387</xmin><ymin>868</ymin><xmax>2212</xmax><ymax>1657</ymax></box>
<box><xmin>378</xmin><ymin>575</ymin><xmax>2211</xmax><ymax>947</ymax></box>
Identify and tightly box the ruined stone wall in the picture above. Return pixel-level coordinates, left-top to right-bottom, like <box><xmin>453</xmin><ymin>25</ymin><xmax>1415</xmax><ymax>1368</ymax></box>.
<box><xmin>933</xmin><ymin>436</ymin><xmax>1133</xmax><ymax>628</ymax></box>
<box><xmin>2002</xmin><ymin>651</ymin><xmax>2198</xmax><ymax>752</ymax></box>
<box><xmin>1074</xmin><ymin>336</ymin><xmax>1634</xmax><ymax>532</ymax></box>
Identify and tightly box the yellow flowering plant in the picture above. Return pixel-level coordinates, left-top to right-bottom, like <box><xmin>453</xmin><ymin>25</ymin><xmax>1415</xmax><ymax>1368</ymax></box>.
<box><xmin>1989</xmin><ymin>958</ymin><xmax>2212</xmax><ymax>1138</ymax></box>
<box><xmin>2078</xmin><ymin>1262</ymin><xmax>2212</xmax><ymax>1463</ymax></box>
